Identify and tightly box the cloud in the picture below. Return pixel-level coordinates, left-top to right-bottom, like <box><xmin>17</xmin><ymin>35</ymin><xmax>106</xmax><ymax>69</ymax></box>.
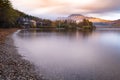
<box><xmin>81</xmin><ymin>0</ymin><xmax>120</xmax><ymax>13</ymax></box>
<box><xmin>10</xmin><ymin>0</ymin><xmax>120</xmax><ymax>20</ymax></box>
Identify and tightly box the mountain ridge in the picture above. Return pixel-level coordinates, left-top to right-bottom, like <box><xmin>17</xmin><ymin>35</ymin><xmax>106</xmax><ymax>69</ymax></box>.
<box><xmin>68</xmin><ymin>14</ymin><xmax>111</xmax><ymax>23</ymax></box>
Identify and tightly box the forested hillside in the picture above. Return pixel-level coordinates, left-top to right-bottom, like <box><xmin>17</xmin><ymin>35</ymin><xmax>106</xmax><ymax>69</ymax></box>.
<box><xmin>0</xmin><ymin>0</ymin><xmax>42</xmax><ymax>28</ymax></box>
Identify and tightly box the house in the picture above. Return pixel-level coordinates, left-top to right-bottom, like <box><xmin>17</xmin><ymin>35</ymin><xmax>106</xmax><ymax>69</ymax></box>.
<box><xmin>30</xmin><ymin>20</ymin><xmax>37</xmax><ymax>28</ymax></box>
<box><xmin>17</xmin><ymin>17</ymin><xmax>37</xmax><ymax>29</ymax></box>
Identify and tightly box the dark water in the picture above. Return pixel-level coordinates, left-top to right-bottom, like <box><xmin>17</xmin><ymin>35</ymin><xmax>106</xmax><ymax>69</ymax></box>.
<box><xmin>13</xmin><ymin>29</ymin><xmax>120</xmax><ymax>80</ymax></box>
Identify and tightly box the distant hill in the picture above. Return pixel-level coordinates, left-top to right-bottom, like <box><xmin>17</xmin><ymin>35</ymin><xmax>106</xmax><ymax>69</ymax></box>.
<box><xmin>68</xmin><ymin>14</ymin><xmax>111</xmax><ymax>23</ymax></box>
<box><xmin>88</xmin><ymin>17</ymin><xmax>111</xmax><ymax>23</ymax></box>
<box><xmin>110</xmin><ymin>19</ymin><xmax>120</xmax><ymax>27</ymax></box>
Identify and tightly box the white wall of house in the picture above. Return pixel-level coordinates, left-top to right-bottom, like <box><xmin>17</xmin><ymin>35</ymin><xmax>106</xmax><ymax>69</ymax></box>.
<box><xmin>30</xmin><ymin>20</ymin><xmax>37</xmax><ymax>27</ymax></box>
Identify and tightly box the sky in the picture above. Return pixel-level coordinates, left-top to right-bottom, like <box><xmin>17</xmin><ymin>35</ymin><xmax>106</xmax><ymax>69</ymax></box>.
<box><xmin>10</xmin><ymin>0</ymin><xmax>120</xmax><ymax>20</ymax></box>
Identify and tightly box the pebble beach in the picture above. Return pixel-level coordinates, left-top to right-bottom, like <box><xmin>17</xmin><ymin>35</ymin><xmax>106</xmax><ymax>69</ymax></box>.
<box><xmin>0</xmin><ymin>29</ymin><xmax>44</xmax><ymax>80</ymax></box>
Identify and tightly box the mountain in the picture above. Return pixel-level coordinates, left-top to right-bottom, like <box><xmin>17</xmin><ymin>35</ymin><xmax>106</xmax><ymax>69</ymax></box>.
<box><xmin>68</xmin><ymin>14</ymin><xmax>111</xmax><ymax>23</ymax></box>
<box><xmin>88</xmin><ymin>17</ymin><xmax>111</xmax><ymax>23</ymax></box>
<box><xmin>110</xmin><ymin>19</ymin><xmax>120</xmax><ymax>27</ymax></box>
<box><xmin>59</xmin><ymin>14</ymin><xmax>113</xmax><ymax>27</ymax></box>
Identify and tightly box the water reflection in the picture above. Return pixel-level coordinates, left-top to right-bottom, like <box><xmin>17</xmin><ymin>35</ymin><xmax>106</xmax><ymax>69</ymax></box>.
<box><xmin>18</xmin><ymin>29</ymin><xmax>93</xmax><ymax>39</ymax></box>
<box><xmin>13</xmin><ymin>29</ymin><xmax>120</xmax><ymax>80</ymax></box>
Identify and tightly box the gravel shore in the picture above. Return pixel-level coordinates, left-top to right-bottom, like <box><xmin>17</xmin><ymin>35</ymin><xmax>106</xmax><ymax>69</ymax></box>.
<box><xmin>0</xmin><ymin>29</ymin><xmax>45</xmax><ymax>80</ymax></box>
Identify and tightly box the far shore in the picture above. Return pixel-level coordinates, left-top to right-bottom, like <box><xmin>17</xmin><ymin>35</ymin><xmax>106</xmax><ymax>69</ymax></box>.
<box><xmin>0</xmin><ymin>28</ymin><xmax>18</xmax><ymax>43</ymax></box>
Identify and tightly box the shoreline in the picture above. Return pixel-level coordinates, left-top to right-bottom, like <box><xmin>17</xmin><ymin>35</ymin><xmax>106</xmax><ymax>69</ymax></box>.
<box><xmin>0</xmin><ymin>29</ymin><xmax>44</xmax><ymax>80</ymax></box>
<box><xmin>0</xmin><ymin>28</ymin><xmax>18</xmax><ymax>43</ymax></box>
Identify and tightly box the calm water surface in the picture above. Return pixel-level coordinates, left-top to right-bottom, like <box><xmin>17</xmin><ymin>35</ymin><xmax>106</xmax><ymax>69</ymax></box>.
<box><xmin>13</xmin><ymin>29</ymin><xmax>120</xmax><ymax>80</ymax></box>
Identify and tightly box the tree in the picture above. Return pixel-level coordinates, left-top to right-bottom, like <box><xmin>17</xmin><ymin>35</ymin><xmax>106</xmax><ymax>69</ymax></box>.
<box><xmin>77</xmin><ymin>19</ymin><xmax>95</xmax><ymax>30</ymax></box>
<box><xmin>0</xmin><ymin>0</ymin><xmax>18</xmax><ymax>28</ymax></box>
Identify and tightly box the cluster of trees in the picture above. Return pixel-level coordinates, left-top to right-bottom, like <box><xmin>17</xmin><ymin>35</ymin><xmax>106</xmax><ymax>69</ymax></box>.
<box><xmin>78</xmin><ymin>19</ymin><xmax>95</xmax><ymax>30</ymax></box>
<box><xmin>53</xmin><ymin>19</ymin><xmax>95</xmax><ymax>30</ymax></box>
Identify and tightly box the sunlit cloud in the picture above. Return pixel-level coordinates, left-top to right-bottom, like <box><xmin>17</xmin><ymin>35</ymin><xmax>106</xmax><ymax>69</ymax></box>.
<box><xmin>10</xmin><ymin>0</ymin><xmax>120</xmax><ymax>20</ymax></box>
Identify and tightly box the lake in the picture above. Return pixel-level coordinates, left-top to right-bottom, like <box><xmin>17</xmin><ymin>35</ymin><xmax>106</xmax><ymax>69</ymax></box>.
<box><xmin>13</xmin><ymin>29</ymin><xmax>120</xmax><ymax>80</ymax></box>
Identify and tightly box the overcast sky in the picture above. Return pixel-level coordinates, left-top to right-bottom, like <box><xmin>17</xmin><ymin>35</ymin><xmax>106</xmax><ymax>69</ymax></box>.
<box><xmin>10</xmin><ymin>0</ymin><xmax>120</xmax><ymax>20</ymax></box>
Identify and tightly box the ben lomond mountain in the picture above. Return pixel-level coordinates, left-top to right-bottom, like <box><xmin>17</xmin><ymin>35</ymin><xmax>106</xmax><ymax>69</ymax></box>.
<box><xmin>68</xmin><ymin>14</ymin><xmax>111</xmax><ymax>23</ymax></box>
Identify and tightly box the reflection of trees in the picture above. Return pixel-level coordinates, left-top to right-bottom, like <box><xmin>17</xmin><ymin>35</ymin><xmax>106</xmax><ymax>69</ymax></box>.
<box><xmin>81</xmin><ymin>31</ymin><xmax>93</xmax><ymax>38</ymax></box>
<box><xmin>18</xmin><ymin>30</ymin><xmax>31</xmax><ymax>39</ymax></box>
<box><xmin>17</xmin><ymin>29</ymin><xmax>94</xmax><ymax>40</ymax></box>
